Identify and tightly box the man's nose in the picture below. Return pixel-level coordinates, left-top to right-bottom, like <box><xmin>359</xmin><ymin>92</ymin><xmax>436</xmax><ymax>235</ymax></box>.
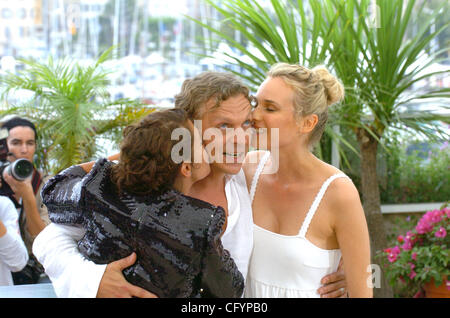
<box><xmin>234</xmin><ymin>134</ymin><xmax>250</xmax><ymax>155</ymax></box>
<box><xmin>226</xmin><ymin>128</ymin><xmax>248</xmax><ymax>143</ymax></box>
<box><xmin>20</xmin><ymin>144</ymin><xmax>30</xmax><ymax>153</ymax></box>
<box><xmin>251</xmin><ymin>106</ymin><xmax>262</xmax><ymax>123</ymax></box>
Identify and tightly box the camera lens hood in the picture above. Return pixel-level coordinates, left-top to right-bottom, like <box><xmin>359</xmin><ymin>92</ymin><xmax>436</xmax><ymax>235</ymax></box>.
<box><xmin>7</xmin><ymin>158</ymin><xmax>34</xmax><ymax>181</ymax></box>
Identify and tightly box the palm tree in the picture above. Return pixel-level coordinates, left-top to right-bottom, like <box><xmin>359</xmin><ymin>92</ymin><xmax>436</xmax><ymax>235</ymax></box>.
<box><xmin>1</xmin><ymin>47</ymin><xmax>154</xmax><ymax>174</ymax></box>
<box><xmin>191</xmin><ymin>0</ymin><xmax>450</xmax><ymax>297</ymax></box>
<box><xmin>188</xmin><ymin>0</ymin><xmax>334</xmax><ymax>88</ymax></box>
<box><xmin>326</xmin><ymin>0</ymin><xmax>449</xmax><ymax>297</ymax></box>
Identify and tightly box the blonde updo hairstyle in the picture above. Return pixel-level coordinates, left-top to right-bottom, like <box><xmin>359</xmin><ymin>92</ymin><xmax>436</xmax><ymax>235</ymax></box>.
<box><xmin>267</xmin><ymin>63</ymin><xmax>344</xmax><ymax>147</ymax></box>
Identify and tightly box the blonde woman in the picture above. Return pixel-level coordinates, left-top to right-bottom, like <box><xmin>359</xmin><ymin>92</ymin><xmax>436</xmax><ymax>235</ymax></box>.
<box><xmin>243</xmin><ymin>63</ymin><xmax>372</xmax><ymax>298</ymax></box>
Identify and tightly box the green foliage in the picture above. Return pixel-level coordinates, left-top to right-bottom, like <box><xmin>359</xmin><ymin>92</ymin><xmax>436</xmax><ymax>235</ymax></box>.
<box><xmin>193</xmin><ymin>0</ymin><xmax>450</xmax><ymax>162</ymax></box>
<box><xmin>380</xmin><ymin>138</ymin><xmax>450</xmax><ymax>204</ymax></box>
<box><xmin>383</xmin><ymin>213</ymin><xmax>431</xmax><ymax>297</ymax></box>
<box><xmin>0</xmin><ymin>47</ymin><xmax>153</xmax><ymax>174</ymax></box>
<box><xmin>338</xmin><ymin>127</ymin><xmax>450</xmax><ymax>204</ymax></box>
<box><xmin>188</xmin><ymin>0</ymin><xmax>338</xmax><ymax>89</ymax></box>
<box><xmin>325</xmin><ymin>0</ymin><xmax>450</xmax><ymax>143</ymax></box>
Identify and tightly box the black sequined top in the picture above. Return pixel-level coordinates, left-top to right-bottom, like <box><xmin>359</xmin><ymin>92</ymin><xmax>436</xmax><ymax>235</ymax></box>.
<box><xmin>41</xmin><ymin>159</ymin><xmax>244</xmax><ymax>298</ymax></box>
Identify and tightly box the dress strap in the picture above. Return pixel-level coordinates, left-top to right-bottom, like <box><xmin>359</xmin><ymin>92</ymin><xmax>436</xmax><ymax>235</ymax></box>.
<box><xmin>249</xmin><ymin>151</ymin><xmax>271</xmax><ymax>203</ymax></box>
<box><xmin>298</xmin><ymin>173</ymin><xmax>349</xmax><ymax>238</ymax></box>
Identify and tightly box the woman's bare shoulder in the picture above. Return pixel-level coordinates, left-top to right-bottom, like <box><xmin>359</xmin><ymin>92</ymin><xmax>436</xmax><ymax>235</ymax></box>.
<box><xmin>325</xmin><ymin>175</ymin><xmax>362</xmax><ymax>212</ymax></box>
<box><xmin>324</xmin><ymin>178</ymin><xmax>367</xmax><ymax>237</ymax></box>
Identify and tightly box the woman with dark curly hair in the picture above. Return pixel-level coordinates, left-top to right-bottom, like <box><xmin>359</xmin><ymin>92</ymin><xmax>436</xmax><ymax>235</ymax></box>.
<box><xmin>39</xmin><ymin>108</ymin><xmax>244</xmax><ymax>298</ymax></box>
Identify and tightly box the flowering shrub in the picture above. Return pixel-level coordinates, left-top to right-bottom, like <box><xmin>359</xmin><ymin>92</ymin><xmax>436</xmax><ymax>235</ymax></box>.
<box><xmin>380</xmin><ymin>207</ymin><xmax>450</xmax><ymax>294</ymax></box>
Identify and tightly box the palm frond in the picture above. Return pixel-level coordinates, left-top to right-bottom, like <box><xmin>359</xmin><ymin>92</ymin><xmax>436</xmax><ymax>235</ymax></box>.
<box><xmin>1</xmin><ymin>47</ymin><xmax>150</xmax><ymax>173</ymax></box>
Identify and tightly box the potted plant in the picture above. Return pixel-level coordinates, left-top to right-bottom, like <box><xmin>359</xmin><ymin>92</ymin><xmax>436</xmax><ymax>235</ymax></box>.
<box><xmin>380</xmin><ymin>206</ymin><xmax>449</xmax><ymax>297</ymax></box>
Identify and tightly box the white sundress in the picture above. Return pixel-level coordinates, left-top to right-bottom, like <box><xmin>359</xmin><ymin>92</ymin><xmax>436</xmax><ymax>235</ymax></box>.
<box><xmin>244</xmin><ymin>151</ymin><xmax>347</xmax><ymax>298</ymax></box>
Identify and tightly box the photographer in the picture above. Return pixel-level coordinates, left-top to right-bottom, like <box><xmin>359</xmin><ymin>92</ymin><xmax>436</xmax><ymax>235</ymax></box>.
<box><xmin>0</xmin><ymin>117</ymin><xmax>50</xmax><ymax>284</ymax></box>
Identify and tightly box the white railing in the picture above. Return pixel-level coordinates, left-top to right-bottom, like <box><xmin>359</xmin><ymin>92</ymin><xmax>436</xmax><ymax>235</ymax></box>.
<box><xmin>381</xmin><ymin>202</ymin><xmax>446</xmax><ymax>214</ymax></box>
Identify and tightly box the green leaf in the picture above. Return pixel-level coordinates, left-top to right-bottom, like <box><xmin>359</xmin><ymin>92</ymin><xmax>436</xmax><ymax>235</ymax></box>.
<box><xmin>1</xmin><ymin>47</ymin><xmax>150</xmax><ymax>173</ymax></box>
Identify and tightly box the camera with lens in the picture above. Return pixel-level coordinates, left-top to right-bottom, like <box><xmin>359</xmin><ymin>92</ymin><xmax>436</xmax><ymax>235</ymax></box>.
<box><xmin>0</xmin><ymin>128</ymin><xmax>34</xmax><ymax>196</ymax></box>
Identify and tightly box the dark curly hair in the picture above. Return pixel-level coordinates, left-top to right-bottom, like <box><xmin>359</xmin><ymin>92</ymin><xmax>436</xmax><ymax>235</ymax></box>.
<box><xmin>110</xmin><ymin>108</ymin><xmax>192</xmax><ymax>195</ymax></box>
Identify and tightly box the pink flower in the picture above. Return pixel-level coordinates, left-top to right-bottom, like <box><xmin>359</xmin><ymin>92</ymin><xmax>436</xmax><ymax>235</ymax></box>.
<box><xmin>408</xmin><ymin>270</ymin><xmax>417</xmax><ymax>280</ymax></box>
<box><xmin>418</xmin><ymin>210</ymin><xmax>443</xmax><ymax>228</ymax></box>
<box><xmin>411</xmin><ymin>252</ymin><xmax>417</xmax><ymax>261</ymax></box>
<box><xmin>435</xmin><ymin>227</ymin><xmax>447</xmax><ymax>238</ymax></box>
<box><xmin>402</xmin><ymin>241</ymin><xmax>413</xmax><ymax>251</ymax></box>
<box><xmin>405</xmin><ymin>231</ymin><xmax>416</xmax><ymax>242</ymax></box>
<box><xmin>416</xmin><ymin>219</ymin><xmax>433</xmax><ymax>234</ymax></box>
<box><xmin>445</xmin><ymin>208</ymin><xmax>450</xmax><ymax>218</ymax></box>
<box><xmin>386</xmin><ymin>245</ymin><xmax>403</xmax><ymax>262</ymax></box>
<box><xmin>388</xmin><ymin>253</ymin><xmax>397</xmax><ymax>263</ymax></box>
<box><xmin>409</xmin><ymin>263</ymin><xmax>415</xmax><ymax>270</ymax></box>
<box><xmin>392</xmin><ymin>246</ymin><xmax>401</xmax><ymax>255</ymax></box>
<box><xmin>430</xmin><ymin>210</ymin><xmax>442</xmax><ymax>224</ymax></box>
<box><xmin>397</xmin><ymin>235</ymin><xmax>404</xmax><ymax>243</ymax></box>
<box><xmin>446</xmin><ymin>280</ymin><xmax>450</xmax><ymax>291</ymax></box>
